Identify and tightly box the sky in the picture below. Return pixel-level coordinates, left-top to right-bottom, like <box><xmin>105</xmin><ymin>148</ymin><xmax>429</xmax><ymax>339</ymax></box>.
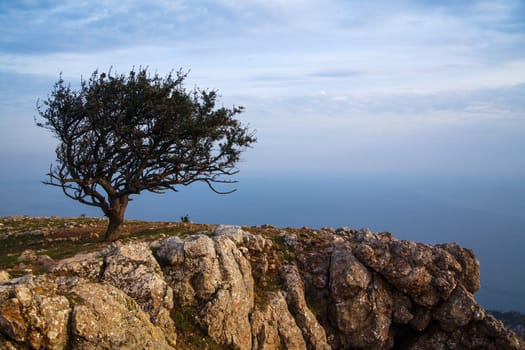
<box><xmin>0</xmin><ymin>0</ymin><xmax>525</xmax><ymax>311</ymax></box>
<box><xmin>1</xmin><ymin>0</ymin><xmax>524</xmax><ymax>180</ymax></box>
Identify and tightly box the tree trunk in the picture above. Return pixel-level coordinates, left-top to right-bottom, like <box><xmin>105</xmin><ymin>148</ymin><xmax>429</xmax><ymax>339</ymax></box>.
<box><xmin>103</xmin><ymin>196</ymin><xmax>129</xmax><ymax>241</ymax></box>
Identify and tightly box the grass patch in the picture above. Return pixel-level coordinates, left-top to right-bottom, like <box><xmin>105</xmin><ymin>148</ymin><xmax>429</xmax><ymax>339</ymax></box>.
<box><xmin>0</xmin><ymin>254</ymin><xmax>19</xmax><ymax>268</ymax></box>
<box><xmin>39</xmin><ymin>241</ymin><xmax>100</xmax><ymax>261</ymax></box>
<box><xmin>269</xmin><ymin>236</ymin><xmax>296</xmax><ymax>263</ymax></box>
<box><xmin>0</xmin><ymin>216</ymin><xmax>203</xmax><ymax>270</ymax></box>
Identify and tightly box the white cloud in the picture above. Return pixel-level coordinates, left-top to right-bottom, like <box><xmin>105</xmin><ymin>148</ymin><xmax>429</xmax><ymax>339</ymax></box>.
<box><xmin>1</xmin><ymin>0</ymin><xmax>524</xmax><ymax>95</ymax></box>
<box><xmin>1</xmin><ymin>0</ymin><xmax>524</xmax><ymax>177</ymax></box>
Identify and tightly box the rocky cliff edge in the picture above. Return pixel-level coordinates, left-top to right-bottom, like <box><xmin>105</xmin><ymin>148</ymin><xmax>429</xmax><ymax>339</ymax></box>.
<box><xmin>0</xmin><ymin>224</ymin><xmax>523</xmax><ymax>349</ymax></box>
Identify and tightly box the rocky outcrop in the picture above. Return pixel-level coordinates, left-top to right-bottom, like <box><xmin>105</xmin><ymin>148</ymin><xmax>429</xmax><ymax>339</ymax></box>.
<box><xmin>0</xmin><ymin>275</ymin><xmax>173</xmax><ymax>349</ymax></box>
<box><xmin>0</xmin><ymin>225</ymin><xmax>523</xmax><ymax>349</ymax></box>
<box><xmin>155</xmin><ymin>230</ymin><xmax>256</xmax><ymax>349</ymax></box>
<box><xmin>281</xmin><ymin>264</ymin><xmax>331</xmax><ymax>349</ymax></box>
<box><xmin>251</xmin><ymin>290</ymin><xmax>307</xmax><ymax>349</ymax></box>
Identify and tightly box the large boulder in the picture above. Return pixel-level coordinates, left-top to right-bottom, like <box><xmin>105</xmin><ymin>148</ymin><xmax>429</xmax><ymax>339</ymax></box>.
<box><xmin>353</xmin><ymin>234</ymin><xmax>465</xmax><ymax>308</ymax></box>
<box><xmin>329</xmin><ymin>240</ymin><xmax>394</xmax><ymax>349</ymax></box>
<box><xmin>0</xmin><ymin>275</ymin><xmax>174</xmax><ymax>350</ymax></box>
<box><xmin>68</xmin><ymin>281</ymin><xmax>174</xmax><ymax>350</ymax></box>
<box><xmin>101</xmin><ymin>242</ymin><xmax>176</xmax><ymax>345</ymax></box>
<box><xmin>0</xmin><ymin>276</ymin><xmax>69</xmax><ymax>350</ymax></box>
<box><xmin>155</xmin><ymin>229</ymin><xmax>255</xmax><ymax>349</ymax></box>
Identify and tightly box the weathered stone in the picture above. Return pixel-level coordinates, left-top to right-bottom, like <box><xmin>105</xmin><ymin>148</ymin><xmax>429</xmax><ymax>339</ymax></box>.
<box><xmin>17</xmin><ymin>250</ymin><xmax>55</xmax><ymax>270</ymax></box>
<box><xmin>437</xmin><ymin>243</ymin><xmax>480</xmax><ymax>293</ymax></box>
<box><xmin>282</xmin><ymin>264</ymin><xmax>330</xmax><ymax>350</ymax></box>
<box><xmin>213</xmin><ymin>224</ymin><xmax>245</xmax><ymax>244</ymax></box>
<box><xmin>251</xmin><ymin>291</ymin><xmax>307</xmax><ymax>350</ymax></box>
<box><xmin>353</xmin><ymin>237</ymin><xmax>461</xmax><ymax>308</ymax></box>
<box><xmin>0</xmin><ymin>276</ymin><xmax>70</xmax><ymax>349</ymax></box>
<box><xmin>69</xmin><ymin>281</ymin><xmax>174</xmax><ymax>350</ymax></box>
<box><xmin>0</xmin><ymin>225</ymin><xmax>522</xmax><ymax>350</ymax></box>
<box><xmin>17</xmin><ymin>249</ymin><xmax>37</xmax><ymax>263</ymax></box>
<box><xmin>157</xmin><ymin>233</ymin><xmax>254</xmax><ymax>349</ymax></box>
<box><xmin>405</xmin><ymin>315</ymin><xmax>524</xmax><ymax>350</ymax></box>
<box><xmin>432</xmin><ymin>285</ymin><xmax>485</xmax><ymax>331</ymax></box>
<box><xmin>52</xmin><ymin>251</ymin><xmax>104</xmax><ymax>280</ymax></box>
<box><xmin>329</xmin><ymin>241</ymin><xmax>393</xmax><ymax>349</ymax></box>
<box><xmin>409</xmin><ymin>306</ymin><xmax>433</xmax><ymax>332</ymax></box>
<box><xmin>198</xmin><ymin>235</ymin><xmax>254</xmax><ymax>349</ymax></box>
<box><xmin>392</xmin><ymin>289</ymin><xmax>414</xmax><ymax>324</ymax></box>
<box><xmin>102</xmin><ymin>242</ymin><xmax>176</xmax><ymax>346</ymax></box>
<box><xmin>213</xmin><ymin>224</ymin><xmax>271</xmax><ymax>252</ymax></box>
<box><xmin>154</xmin><ymin>236</ymin><xmax>185</xmax><ymax>265</ymax></box>
<box><xmin>157</xmin><ymin>234</ymin><xmax>221</xmax><ymax>305</ymax></box>
<box><xmin>0</xmin><ymin>270</ymin><xmax>10</xmax><ymax>282</ymax></box>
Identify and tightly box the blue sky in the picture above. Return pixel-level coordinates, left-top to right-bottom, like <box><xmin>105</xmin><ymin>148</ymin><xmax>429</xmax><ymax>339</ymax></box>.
<box><xmin>0</xmin><ymin>0</ymin><xmax>524</xmax><ymax>179</ymax></box>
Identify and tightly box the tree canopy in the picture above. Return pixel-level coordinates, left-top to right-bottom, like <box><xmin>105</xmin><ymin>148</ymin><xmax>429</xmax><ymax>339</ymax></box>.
<box><xmin>37</xmin><ymin>68</ymin><xmax>256</xmax><ymax>241</ymax></box>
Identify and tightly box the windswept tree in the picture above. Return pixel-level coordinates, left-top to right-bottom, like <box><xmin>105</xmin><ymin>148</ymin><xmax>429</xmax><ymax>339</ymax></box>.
<box><xmin>37</xmin><ymin>68</ymin><xmax>256</xmax><ymax>241</ymax></box>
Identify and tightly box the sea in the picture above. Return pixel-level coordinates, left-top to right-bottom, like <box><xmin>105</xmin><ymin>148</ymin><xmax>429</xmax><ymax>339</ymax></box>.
<box><xmin>1</xmin><ymin>173</ymin><xmax>524</xmax><ymax>313</ymax></box>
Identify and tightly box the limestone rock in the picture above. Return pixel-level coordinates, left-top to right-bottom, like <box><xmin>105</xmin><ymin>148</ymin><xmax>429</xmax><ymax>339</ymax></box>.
<box><xmin>69</xmin><ymin>281</ymin><xmax>174</xmax><ymax>350</ymax></box>
<box><xmin>156</xmin><ymin>235</ymin><xmax>221</xmax><ymax>305</ymax></box>
<box><xmin>52</xmin><ymin>251</ymin><xmax>104</xmax><ymax>280</ymax></box>
<box><xmin>409</xmin><ymin>305</ymin><xmax>433</xmax><ymax>332</ymax></box>
<box><xmin>432</xmin><ymin>285</ymin><xmax>485</xmax><ymax>331</ymax></box>
<box><xmin>404</xmin><ymin>314</ymin><xmax>524</xmax><ymax>349</ymax></box>
<box><xmin>436</xmin><ymin>243</ymin><xmax>480</xmax><ymax>293</ymax></box>
<box><xmin>156</xmin><ymin>233</ymin><xmax>254</xmax><ymax>349</ymax></box>
<box><xmin>198</xmin><ymin>236</ymin><xmax>254</xmax><ymax>349</ymax></box>
<box><xmin>102</xmin><ymin>242</ymin><xmax>176</xmax><ymax>346</ymax></box>
<box><xmin>0</xmin><ymin>276</ymin><xmax>69</xmax><ymax>350</ymax></box>
<box><xmin>0</xmin><ymin>274</ymin><xmax>174</xmax><ymax>350</ymax></box>
<box><xmin>0</xmin><ymin>224</ymin><xmax>522</xmax><ymax>350</ymax></box>
<box><xmin>251</xmin><ymin>291</ymin><xmax>307</xmax><ymax>350</ymax></box>
<box><xmin>329</xmin><ymin>241</ymin><xmax>393</xmax><ymax>349</ymax></box>
<box><xmin>391</xmin><ymin>289</ymin><xmax>414</xmax><ymax>324</ymax></box>
<box><xmin>0</xmin><ymin>270</ymin><xmax>10</xmax><ymax>282</ymax></box>
<box><xmin>213</xmin><ymin>224</ymin><xmax>271</xmax><ymax>252</ymax></box>
<box><xmin>213</xmin><ymin>224</ymin><xmax>245</xmax><ymax>244</ymax></box>
<box><xmin>281</xmin><ymin>264</ymin><xmax>330</xmax><ymax>350</ymax></box>
<box><xmin>353</xmin><ymin>235</ymin><xmax>464</xmax><ymax>307</ymax></box>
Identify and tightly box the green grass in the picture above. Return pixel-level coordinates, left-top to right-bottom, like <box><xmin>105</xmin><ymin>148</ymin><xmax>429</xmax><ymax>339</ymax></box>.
<box><xmin>39</xmin><ymin>241</ymin><xmax>100</xmax><ymax>261</ymax></box>
<box><xmin>269</xmin><ymin>236</ymin><xmax>296</xmax><ymax>263</ymax></box>
<box><xmin>0</xmin><ymin>254</ymin><xmax>18</xmax><ymax>268</ymax></box>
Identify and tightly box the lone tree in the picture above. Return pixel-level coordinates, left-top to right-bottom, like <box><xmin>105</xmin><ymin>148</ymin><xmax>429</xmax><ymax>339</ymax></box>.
<box><xmin>37</xmin><ymin>68</ymin><xmax>256</xmax><ymax>241</ymax></box>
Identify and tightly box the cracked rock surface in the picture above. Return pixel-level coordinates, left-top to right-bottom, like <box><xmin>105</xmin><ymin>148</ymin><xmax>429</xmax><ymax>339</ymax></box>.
<box><xmin>1</xmin><ymin>225</ymin><xmax>523</xmax><ymax>349</ymax></box>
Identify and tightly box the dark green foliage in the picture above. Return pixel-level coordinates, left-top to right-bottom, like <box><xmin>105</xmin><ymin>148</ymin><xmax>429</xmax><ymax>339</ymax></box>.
<box><xmin>36</xmin><ymin>68</ymin><xmax>256</xmax><ymax>241</ymax></box>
